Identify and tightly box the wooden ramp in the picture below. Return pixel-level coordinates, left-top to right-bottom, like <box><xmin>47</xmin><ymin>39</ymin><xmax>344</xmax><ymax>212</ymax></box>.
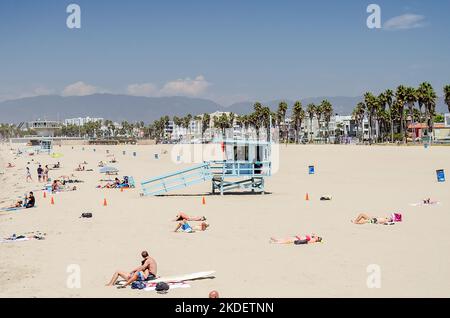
<box><xmin>140</xmin><ymin>163</ymin><xmax>213</xmax><ymax>196</ymax></box>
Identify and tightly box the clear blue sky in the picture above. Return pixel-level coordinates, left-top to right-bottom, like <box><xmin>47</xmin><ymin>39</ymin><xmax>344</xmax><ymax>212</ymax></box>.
<box><xmin>1</xmin><ymin>0</ymin><xmax>449</xmax><ymax>105</ymax></box>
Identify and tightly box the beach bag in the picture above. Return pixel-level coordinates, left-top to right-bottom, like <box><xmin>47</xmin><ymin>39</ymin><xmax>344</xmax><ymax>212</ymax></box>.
<box><xmin>155</xmin><ymin>282</ymin><xmax>170</xmax><ymax>293</ymax></box>
<box><xmin>392</xmin><ymin>213</ymin><xmax>402</xmax><ymax>222</ymax></box>
<box><xmin>81</xmin><ymin>212</ymin><xmax>92</xmax><ymax>218</ymax></box>
<box><xmin>131</xmin><ymin>281</ymin><xmax>146</xmax><ymax>290</ymax></box>
<box><xmin>294</xmin><ymin>239</ymin><xmax>308</xmax><ymax>245</ymax></box>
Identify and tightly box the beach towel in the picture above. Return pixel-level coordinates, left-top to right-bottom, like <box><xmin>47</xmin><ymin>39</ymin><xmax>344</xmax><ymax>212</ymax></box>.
<box><xmin>0</xmin><ymin>237</ymin><xmax>30</xmax><ymax>243</ymax></box>
<box><xmin>410</xmin><ymin>201</ymin><xmax>440</xmax><ymax>207</ymax></box>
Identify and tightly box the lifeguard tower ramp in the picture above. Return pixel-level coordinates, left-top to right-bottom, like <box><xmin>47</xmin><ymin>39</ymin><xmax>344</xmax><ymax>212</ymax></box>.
<box><xmin>140</xmin><ymin>163</ymin><xmax>213</xmax><ymax>196</ymax></box>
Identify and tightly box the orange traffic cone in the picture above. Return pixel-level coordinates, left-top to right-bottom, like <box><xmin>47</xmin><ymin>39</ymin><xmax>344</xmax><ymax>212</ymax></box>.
<box><xmin>51</xmin><ymin>196</ymin><xmax>55</xmax><ymax>205</ymax></box>
<box><xmin>305</xmin><ymin>193</ymin><xmax>309</xmax><ymax>201</ymax></box>
<box><xmin>43</xmin><ymin>191</ymin><xmax>47</xmax><ymax>198</ymax></box>
<box><xmin>202</xmin><ymin>197</ymin><xmax>206</xmax><ymax>205</ymax></box>
<box><xmin>103</xmin><ymin>198</ymin><xmax>108</xmax><ymax>206</ymax></box>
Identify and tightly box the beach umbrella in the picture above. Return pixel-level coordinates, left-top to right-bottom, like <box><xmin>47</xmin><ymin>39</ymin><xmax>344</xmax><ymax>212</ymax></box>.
<box><xmin>50</xmin><ymin>153</ymin><xmax>63</xmax><ymax>158</ymax></box>
<box><xmin>99</xmin><ymin>166</ymin><xmax>119</xmax><ymax>174</ymax></box>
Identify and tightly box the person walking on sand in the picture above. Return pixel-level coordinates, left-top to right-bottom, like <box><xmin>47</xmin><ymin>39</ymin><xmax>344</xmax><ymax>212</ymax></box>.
<box><xmin>106</xmin><ymin>251</ymin><xmax>157</xmax><ymax>287</ymax></box>
<box><xmin>26</xmin><ymin>167</ymin><xmax>32</xmax><ymax>182</ymax></box>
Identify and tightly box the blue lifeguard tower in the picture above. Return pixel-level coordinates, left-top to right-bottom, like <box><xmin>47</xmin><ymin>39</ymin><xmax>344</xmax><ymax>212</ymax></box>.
<box><xmin>140</xmin><ymin>139</ymin><xmax>272</xmax><ymax>196</ymax></box>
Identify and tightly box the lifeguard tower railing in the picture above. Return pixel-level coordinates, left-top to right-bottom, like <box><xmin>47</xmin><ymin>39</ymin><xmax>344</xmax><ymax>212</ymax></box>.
<box><xmin>209</xmin><ymin>160</ymin><xmax>271</xmax><ymax>195</ymax></box>
<box><xmin>140</xmin><ymin>163</ymin><xmax>213</xmax><ymax>196</ymax></box>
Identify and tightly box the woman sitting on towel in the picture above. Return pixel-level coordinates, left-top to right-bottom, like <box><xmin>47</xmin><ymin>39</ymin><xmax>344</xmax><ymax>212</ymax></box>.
<box><xmin>352</xmin><ymin>213</ymin><xmax>393</xmax><ymax>225</ymax></box>
<box><xmin>174</xmin><ymin>219</ymin><xmax>209</xmax><ymax>233</ymax></box>
<box><xmin>173</xmin><ymin>212</ymin><xmax>206</xmax><ymax>222</ymax></box>
<box><xmin>270</xmin><ymin>234</ymin><xmax>322</xmax><ymax>244</ymax></box>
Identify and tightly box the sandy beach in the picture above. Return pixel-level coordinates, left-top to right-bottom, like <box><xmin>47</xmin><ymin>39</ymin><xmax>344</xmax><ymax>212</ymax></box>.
<box><xmin>1</xmin><ymin>143</ymin><xmax>449</xmax><ymax>298</ymax></box>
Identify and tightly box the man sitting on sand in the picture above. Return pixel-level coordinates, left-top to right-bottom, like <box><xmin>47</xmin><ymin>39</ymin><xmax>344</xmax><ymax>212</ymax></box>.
<box><xmin>106</xmin><ymin>251</ymin><xmax>157</xmax><ymax>288</ymax></box>
<box><xmin>270</xmin><ymin>234</ymin><xmax>323</xmax><ymax>244</ymax></box>
<box><xmin>173</xmin><ymin>212</ymin><xmax>206</xmax><ymax>222</ymax></box>
<box><xmin>352</xmin><ymin>213</ymin><xmax>393</xmax><ymax>225</ymax></box>
<box><xmin>174</xmin><ymin>219</ymin><xmax>209</xmax><ymax>233</ymax></box>
<box><xmin>25</xmin><ymin>192</ymin><xmax>35</xmax><ymax>208</ymax></box>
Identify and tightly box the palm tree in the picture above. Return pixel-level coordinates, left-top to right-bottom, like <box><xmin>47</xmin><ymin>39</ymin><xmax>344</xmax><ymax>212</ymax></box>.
<box><xmin>376</xmin><ymin>93</ymin><xmax>387</xmax><ymax>142</ymax></box>
<box><xmin>394</xmin><ymin>85</ymin><xmax>407</xmax><ymax>142</ymax></box>
<box><xmin>352</xmin><ymin>102</ymin><xmax>365</xmax><ymax>142</ymax></box>
<box><xmin>306</xmin><ymin>103</ymin><xmax>316</xmax><ymax>143</ymax></box>
<box><xmin>201</xmin><ymin>113</ymin><xmax>210</xmax><ymax>141</ymax></box>
<box><xmin>364</xmin><ymin>92</ymin><xmax>378</xmax><ymax>143</ymax></box>
<box><xmin>314</xmin><ymin>104</ymin><xmax>324</xmax><ymax>141</ymax></box>
<box><xmin>276</xmin><ymin>101</ymin><xmax>288</xmax><ymax>142</ymax></box>
<box><xmin>417</xmin><ymin>82</ymin><xmax>437</xmax><ymax>139</ymax></box>
<box><xmin>291</xmin><ymin>101</ymin><xmax>305</xmax><ymax>143</ymax></box>
<box><xmin>384</xmin><ymin>89</ymin><xmax>394</xmax><ymax>142</ymax></box>
<box><xmin>444</xmin><ymin>85</ymin><xmax>450</xmax><ymax>113</ymax></box>
<box><xmin>320</xmin><ymin>100</ymin><xmax>333</xmax><ymax>143</ymax></box>
<box><xmin>404</xmin><ymin>86</ymin><xmax>417</xmax><ymax>143</ymax></box>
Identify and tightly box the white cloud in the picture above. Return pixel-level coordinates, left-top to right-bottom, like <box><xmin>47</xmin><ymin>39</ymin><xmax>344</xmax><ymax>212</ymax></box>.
<box><xmin>126</xmin><ymin>75</ymin><xmax>211</xmax><ymax>98</ymax></box>
<box><xmin>384</xmin><ymin>14</ymin><xmax>426</xmax><ymax>30</ymax></box>
<box><xmin>61</xmin><ymin>81</ymin><xmax>100</xmax><ymax>96</ymax></box>
<box><xmin>160</xmin><ymin>75</ymin><xmax>211</xmax><ymax>96</ymax></box>
<box><xmin>127</xmin><ymin>83</ymin><xmax>159</xmax><ymax>97</ymax></box>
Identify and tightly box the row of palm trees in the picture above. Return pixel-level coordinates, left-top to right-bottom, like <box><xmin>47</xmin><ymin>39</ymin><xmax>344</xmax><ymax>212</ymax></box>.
<box><xmin>352</xmin><ymin>83</ymin><xmax>450</xmax><ymax>143</ymax></box>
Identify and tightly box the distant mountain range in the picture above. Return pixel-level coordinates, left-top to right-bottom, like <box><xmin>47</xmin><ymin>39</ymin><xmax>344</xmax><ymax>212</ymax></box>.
<box><xmin>0</xmin><ymin>94</ymin><xmax>447</xmax><ymax>124</ymax></box>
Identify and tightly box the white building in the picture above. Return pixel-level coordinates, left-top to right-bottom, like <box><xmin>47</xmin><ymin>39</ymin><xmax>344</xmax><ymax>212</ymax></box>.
<box><xmin>64</xmin><ymin>117</ymin><xmax>104</xmax><ymax>126</ymax></box>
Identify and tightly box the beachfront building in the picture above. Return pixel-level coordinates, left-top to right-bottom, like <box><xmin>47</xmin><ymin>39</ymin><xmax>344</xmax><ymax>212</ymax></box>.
<box><xmin>407</xmin><ymin>114</ymin><xmax>450</xmax><ymax>143</ymax></box>
<box><xmin>64</xmin><ymin>117</ymin><xmax>104</xmax><ymax>126</ymax></box>
<box><xmin>28</xmin><ymin>120</ymin><xmax>62</xmax><ymax>137</ymax></box>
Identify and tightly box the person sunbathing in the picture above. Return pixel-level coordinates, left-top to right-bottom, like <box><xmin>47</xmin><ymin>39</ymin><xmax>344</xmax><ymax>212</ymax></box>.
<box><xmin>270</xmin><ymin>234</ymin><xmax>323</xmax><ymax>244</ymax></box>
<box><xmin>75</xmin><ymin>164</ymin><xmax>85</xmax><ymax>171</ymax></box>
<box><xmin>7</xmin><ymin>163</ymin><xmax>15</xmax><ymax>168</ymax></box>
<box><xmin>352</xmin><ymin>213</ymin><xmax>393</xmax><ymax>225</ymax></box>
<box><xmin>173</xmin><ymin>212</ymin><xmax>206</xmax><ymax>222</ymax></box>
<box><xmin>3</xmin><ymin>200</ymin><xmax>23</xmax><ymax>209</ymax></box>
<box><xmin>422</xmin><ymin>198</ymin><xmax>438</xmax><ymax>205</ymax></box>
<box><xmin>106</xmin><ymin>251</ymin><xmax>157</xmax><ymax>287</ymax></box>
<box><xmin>53</xmin><ymin>162</ymin><xmax>61</xmax><ymax>169</ymax></box>
<box><xmin>52</xmin><ymin>180</ymin><xmax>61</xmax><ymax>193</ymax></box>
<box><xmin>174</xmin><ymin>220</ymin><xmax>209</xmax><ymax>233</ymax></box>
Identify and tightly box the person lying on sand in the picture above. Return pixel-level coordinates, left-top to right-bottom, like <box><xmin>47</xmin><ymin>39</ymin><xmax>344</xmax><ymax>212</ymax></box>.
<box><xmin>52</xmin><ymin>162</ymin><xmax>61</xmax><ymax>169</ymax></box>
<box><xmin>352</xmin><ymin>213</ymin><xmax>393</xmax><ymax>225</ymax></box>
<box><xmin>106</xmin><ymin>251</ymin><xmax>157</xmax><ymax>287</ymax></box>
<box><xmin>7</xmin><ymin>163</ymin><xmax>15</xmax><ymax>168</ymax></box>
<box><xmin>174</xmin><ymin>220</ymin><xmax>209</xmax><ymax>233</ymax></box>
<box><xmin>75</xmin><ymin>164</ymin><xmax>85</xmax><ymax>171</ymax></box>
<box><xmin>2</xmin><ymin>200</ymin><xmax>23</xmax><ymax>209</ymax></box>
<box><xmin>173</xmin><ymin>212</ymin><xmax>206</xmax><ymax>222</ymax></box>
<box><xmin>422</xmin><ymin>198</ymin><xmax>438</xmax><ymax>205</ymax></box>
<box><xmin>98</xmin><ymin>161</ymin><xmax>106</xmax><ymax>167</ymax></box>
<box><xmin>270</xmin><ymin>234</ymin><xmax>322</xmax><ymax>244</ymax></box>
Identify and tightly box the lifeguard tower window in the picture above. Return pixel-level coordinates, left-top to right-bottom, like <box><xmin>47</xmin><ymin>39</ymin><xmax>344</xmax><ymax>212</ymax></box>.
<box><xmin>234</xmin><ymin>145</ymin><xmax>249</xmax><ymax>161</ymax></box>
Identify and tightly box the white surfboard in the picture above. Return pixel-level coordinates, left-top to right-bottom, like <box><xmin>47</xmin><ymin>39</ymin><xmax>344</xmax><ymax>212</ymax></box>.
<box><xmin>116</xmin><ymin>270</ymin><xmax>215</xmax><ymax>286</ymax></box>
<box><xmin>148</xmin><ymin>270</ymin><xmax>215</xmax><ymax>284</ymax></box>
